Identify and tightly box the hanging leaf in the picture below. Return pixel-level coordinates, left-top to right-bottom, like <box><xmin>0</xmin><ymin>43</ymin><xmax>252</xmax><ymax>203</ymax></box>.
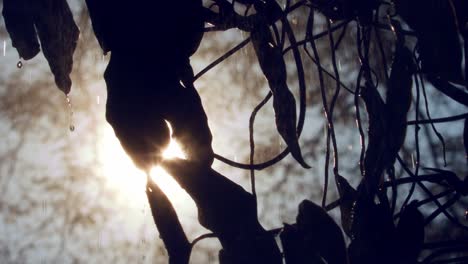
<box><xmin>2</xmin><ymin>0</ymin><xmax>40</xmax><ymax>60</ymax></box>
<box><xmin>33</xmin><ymin>0</ymin><xmax>79</xmax><ymax>94</ymax></box>
<box><xmin>385</xmin><ymin>44</ymin><xmax>413</xmax><ymax>167</ymax></box>
<box><xmin>360</xmin><ymin>81</ymin><xmax>387</xmax><ymax>196</ymax></box>
<box><xmin>251</xmin><ymin>23</ymin><xmax>310</xmax><ymax>169</ymax></box>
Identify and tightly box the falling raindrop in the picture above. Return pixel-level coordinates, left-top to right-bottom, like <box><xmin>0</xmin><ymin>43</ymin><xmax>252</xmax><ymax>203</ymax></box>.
<box><xmin>17</xmin><ymin>61</ymin><xmax>23</xmax><ymax>69</ymax></box>
<box><xmin>411</xmin><ymin>154</ymin><xmax>415</xmax><ymax>169</ymax></box>
<box><xmin>66</xmin><ymin>95</ymin><xmax>75</xmax><ymax>132</ymax></box>
<box><xmin>3</xmin><ymin>41</ymin><xmax>5</xmax><ymax>56</ymax></box>
<box><xmin>97</xmin><ymin>95</ymin><xmax>100</xmax><ymax>105</ymax></box>
<box><xmin>338</xmin><ymin>60</ymin><xmax>342</xmax><ymax>71</ymax></box>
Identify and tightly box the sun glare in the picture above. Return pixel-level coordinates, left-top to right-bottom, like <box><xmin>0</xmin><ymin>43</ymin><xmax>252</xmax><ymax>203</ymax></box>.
<box><xmin>99</xmin><ymin>122</ymin><xmax>193</xmax><ymax>212</ymax></box>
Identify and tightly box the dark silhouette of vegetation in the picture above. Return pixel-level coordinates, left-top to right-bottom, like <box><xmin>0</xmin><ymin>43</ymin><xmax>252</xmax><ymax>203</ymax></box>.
<box><xmin>2</xmin><ymin>0</ymin><xmax>468</xmax><ymax>263</ymax></box>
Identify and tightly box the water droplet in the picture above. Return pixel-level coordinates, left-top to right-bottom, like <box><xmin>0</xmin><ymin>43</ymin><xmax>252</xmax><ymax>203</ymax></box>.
<box><xmin>17</xmin><ymin>61</ymin><xmax>23</xmax><ymax>69</ymax></box>
<box><xmin>66</xmin><ymin>95</ymin><xmax>75</xmax><ymax>132</ymax></box>
<box><xmin>3</xmin><ymin>41</ymin><xmax>6</xmax><ymax>57</ymax></box>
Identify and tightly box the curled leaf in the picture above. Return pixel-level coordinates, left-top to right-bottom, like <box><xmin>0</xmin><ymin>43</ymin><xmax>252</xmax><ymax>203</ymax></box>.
<box><xmin>251</xmin><ymin>24</ymin><xmax>310</xmax><ymax>168</ymax></box>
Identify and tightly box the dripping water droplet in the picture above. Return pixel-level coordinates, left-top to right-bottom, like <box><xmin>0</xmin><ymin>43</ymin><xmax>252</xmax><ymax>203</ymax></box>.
<box><xmin>66</xmin><ymin>95</ymin><xmax>75</xmax><ymax>132</ymax></box>
<box><xmin>17</xmin><ymin>61</ymin><xmax>23</xmax><ymax>69</ymax></box>
<box><xmin>3</xmin><ymin>41</ymin><xmax>6</xmax><ymax>57</ymax></box>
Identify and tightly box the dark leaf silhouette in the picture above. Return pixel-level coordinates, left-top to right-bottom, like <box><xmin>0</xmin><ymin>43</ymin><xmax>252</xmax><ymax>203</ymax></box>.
<box><xmin>360</xmin><ymin>81</ymin><xmax>387</xmax><ymax>196</ymax></box>
<box><xmin>280</xmin><ymin>223</ymin><xmax>326</xmax><ymax>264</ymax></box>
<box><xmin>146</xmin><ymin>178</ymin><xmax>191</xmax><ymax>264</ymax></box>
<box><xmin>161</xmin><ymin>158</ymin><xmax>282</xmax><ymax>264</ymax></box>
<box><xmin>2</xmin><ymin>0</ymin><xmax>40</xmax><ymax>60</ymax></box>
<box><xmin>465</xmin><ymin>117</ymin><xmax>468</xmax><ymax>160</ymax></box>
<box><xmin>348</xmin><ymin>195</ymin><xmax>397</xmax><ymax>264</ymax></box>
<box><xmin>385</xmin><ymin>42</ymin><xmax>413</xmax><ymax>167</ymax></box>
<box><xmin>395</xmin><ymin>0</ymin><xmax>462</xmax><ymax>83</ymax></box>
<box><xmin>296</xmin><ymin>200</ymin><xmax>348</xmax><ymax>264</ymax></box>
<box><xmin>396</xmin><ymin>201</ymin><xmax>424</xmax><ymax>263</ymax></box>
<box><xmin>3</xmin><ymin>0</ymin><xmax>79</xmax><ymax>94</ymax></box>
<box><xmin>336</xmin><ymin>175</ymin><xmax>358</xmax><ymax>237</ymax></box>
<box><xmin>251</xmin><ymin>22</ymin><xmax>310</xmax><ymax>169</ymax></box>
